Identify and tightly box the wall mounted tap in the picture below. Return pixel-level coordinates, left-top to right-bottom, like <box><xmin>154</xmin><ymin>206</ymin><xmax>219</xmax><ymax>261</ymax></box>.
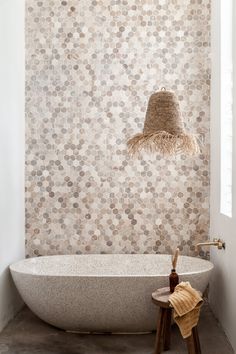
<box><xmin>196</xmin><ymin>238</ymin><xmax>225</xmax><ymax>250</ymax></box>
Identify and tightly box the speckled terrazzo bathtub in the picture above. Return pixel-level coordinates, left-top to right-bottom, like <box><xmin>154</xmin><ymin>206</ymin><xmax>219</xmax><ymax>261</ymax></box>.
<box><xmin>10</xmin><ymin>254</ymin><xmax>213</xmax><ymax>333</ymax></box>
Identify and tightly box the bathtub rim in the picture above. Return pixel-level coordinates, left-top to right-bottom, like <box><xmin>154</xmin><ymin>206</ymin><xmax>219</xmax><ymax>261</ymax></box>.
<box><xmin>10</xmin><ymin>254</ymin><xmax>214</xmax><ymax>278</ymax></box>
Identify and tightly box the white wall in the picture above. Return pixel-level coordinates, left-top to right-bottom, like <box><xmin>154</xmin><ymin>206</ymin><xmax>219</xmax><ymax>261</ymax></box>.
<box><xmin>210</xmin><ymin>0</ymin><xmax>236</xmax><ymax>352</ymax></box>
<box><xmin>0</xmin><ymin>0</ymin><xmax>25</xmax><ymax>331</ymax></box>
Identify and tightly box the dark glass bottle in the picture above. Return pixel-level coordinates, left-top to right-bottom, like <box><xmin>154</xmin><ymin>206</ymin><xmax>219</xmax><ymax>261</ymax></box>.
<box><xmin>169</xmin><ymin>268</ymin><xmax>179</xmax><ymax>293</ymax></box>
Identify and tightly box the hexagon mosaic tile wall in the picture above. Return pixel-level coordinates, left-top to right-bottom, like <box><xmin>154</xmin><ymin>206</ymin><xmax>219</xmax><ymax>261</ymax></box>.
<box><xmin>25</xmin><ymin>0</ymin><xmax>211</xmax><ymax>257</ymax></box>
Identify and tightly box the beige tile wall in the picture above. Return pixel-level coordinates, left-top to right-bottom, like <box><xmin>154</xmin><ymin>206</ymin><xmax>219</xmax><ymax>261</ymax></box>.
<box><xmin>25</xmin><ymin>0</ymin><xmax>211</xmax><ymax>257</ymax></box>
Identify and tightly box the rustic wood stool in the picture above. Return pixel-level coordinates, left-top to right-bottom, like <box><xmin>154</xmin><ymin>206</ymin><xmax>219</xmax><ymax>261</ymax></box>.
<box><xmin>152</xmin><ymin>287</ymin><xmax>202</xmax><ymax>354</ymax></box>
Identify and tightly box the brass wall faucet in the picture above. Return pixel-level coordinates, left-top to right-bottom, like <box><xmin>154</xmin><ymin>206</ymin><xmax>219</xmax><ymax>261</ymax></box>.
<box><xmin>196</xmin><ymin>238</ymin><xmax>225</xmax><ymax>250</ymax></box>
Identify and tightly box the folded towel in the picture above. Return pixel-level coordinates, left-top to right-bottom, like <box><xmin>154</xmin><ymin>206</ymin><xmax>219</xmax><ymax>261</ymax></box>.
<box><xmin>169</xmin><ymin>281</ymin><xmax>203</xmax><ymax>338</ymax></box>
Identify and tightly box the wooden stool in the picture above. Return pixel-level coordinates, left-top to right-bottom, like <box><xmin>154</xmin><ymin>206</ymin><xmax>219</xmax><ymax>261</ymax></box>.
<box><xmin>152</xmin><ymin>287</ymin><xmax>202</xmax><ymax>354</ymax></box>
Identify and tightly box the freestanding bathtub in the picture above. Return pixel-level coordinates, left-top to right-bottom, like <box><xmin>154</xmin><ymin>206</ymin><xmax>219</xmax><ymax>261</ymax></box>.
<box><xmin>10</xmin><ymin>254</ymin><xmax>213</xmax><ymax>333</ymax></box>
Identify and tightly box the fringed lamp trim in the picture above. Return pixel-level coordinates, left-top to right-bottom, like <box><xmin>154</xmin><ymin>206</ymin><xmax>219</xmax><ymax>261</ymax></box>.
<box><xmin>127</xmin><ymin>131</ymin><xmax>200</xmax><ymax>157</ymax></box>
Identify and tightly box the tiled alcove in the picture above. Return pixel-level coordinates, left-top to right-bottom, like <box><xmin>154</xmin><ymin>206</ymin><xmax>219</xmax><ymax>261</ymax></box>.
<box><xmin>25</xmin><ymin>0</ymin><xmax>210</xmax><ymax>257</ymax></box>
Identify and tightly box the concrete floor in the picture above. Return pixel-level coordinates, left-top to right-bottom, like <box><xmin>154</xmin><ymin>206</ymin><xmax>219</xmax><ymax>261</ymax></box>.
<box><xmin>0</xmin><ymin>305</ymin><xmax>233</xmax><ymax>354</ymax></box>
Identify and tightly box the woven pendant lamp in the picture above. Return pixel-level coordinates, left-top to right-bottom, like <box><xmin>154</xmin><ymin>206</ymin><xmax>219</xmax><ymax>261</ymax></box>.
<box><xmin>127</xmin><ymin>88</ymin><xmax>200</xmax><ymax>156</ymax></box>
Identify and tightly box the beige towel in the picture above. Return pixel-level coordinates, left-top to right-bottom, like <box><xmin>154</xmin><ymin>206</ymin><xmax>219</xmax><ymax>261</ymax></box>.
<box><xmin>169</xmin><ymin>281</ymin><xmax>203</xmax><ymax>338</ymax></box>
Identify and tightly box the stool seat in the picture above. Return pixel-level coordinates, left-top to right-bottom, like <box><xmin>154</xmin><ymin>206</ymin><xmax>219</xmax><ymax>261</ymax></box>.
<box><xmin>152</xmin><ymin>287</ymin><xmax>202</xmax><ymax>354</ymax></box>
<box><xmin>152</xmin><ymin>287</ymin><xmax>171</xmax><ymax>308</ymax></box>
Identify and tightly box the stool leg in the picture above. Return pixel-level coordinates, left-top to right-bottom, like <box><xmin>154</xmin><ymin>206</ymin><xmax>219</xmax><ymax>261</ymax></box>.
<box><xmin>185</xmin><ymin>332</ymin><xmax>196</xmax><ymax>354</ymax></box>
<box><xmin>192</xmin><ymin>326</ymin><xmax>202</xmax><ymax>354</ymax></box>
<box><xmin>163</xmin><ymin>308</ymin><xmax>172</xmax><ymax>351</ymax></box>
<box><xmin>154</xmin><ymin>307</ymin><xmax>166</xmax><ymax>354</ymax></box>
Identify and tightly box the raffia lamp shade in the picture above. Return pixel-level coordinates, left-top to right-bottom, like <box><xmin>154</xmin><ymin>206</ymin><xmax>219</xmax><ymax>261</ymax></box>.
<box><xmin>127</xmin><ymin>89</ymin><xmax>200</xmax><ymax>156</ymax></box>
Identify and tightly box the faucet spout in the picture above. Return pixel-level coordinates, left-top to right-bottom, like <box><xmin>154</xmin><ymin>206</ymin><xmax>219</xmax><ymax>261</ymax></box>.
<box><xmin>196</xmin><ymin>238</ymin><xmax>225</xmax><ymax>250</ymax></box>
